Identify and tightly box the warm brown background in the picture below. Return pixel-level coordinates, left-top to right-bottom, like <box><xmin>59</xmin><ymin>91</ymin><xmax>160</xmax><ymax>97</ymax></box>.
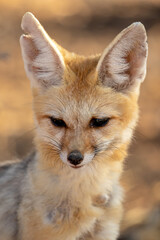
<box><xmin>0</xmin><ymin>0</ymin><xmax>160</xmax><ymax>238</ymax></box>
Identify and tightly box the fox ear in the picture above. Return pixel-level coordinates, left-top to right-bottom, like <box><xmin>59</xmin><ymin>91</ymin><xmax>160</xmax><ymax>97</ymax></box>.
<box><xmin>97</xmin><ymin>22</ymin><xmax>148</xmax><ymax>93</ymax></box>
<box><xmin>20</xmin><ymin>12</ymin><xmax>65</xmax><ymax>89</ymax></box>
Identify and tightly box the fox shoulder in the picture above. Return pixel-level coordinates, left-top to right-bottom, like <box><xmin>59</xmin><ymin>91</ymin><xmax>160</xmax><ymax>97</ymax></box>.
<box><xmin>0</xmin><ymin>153</ymin><xmax>35</xmax><ymax>238</ymax></box>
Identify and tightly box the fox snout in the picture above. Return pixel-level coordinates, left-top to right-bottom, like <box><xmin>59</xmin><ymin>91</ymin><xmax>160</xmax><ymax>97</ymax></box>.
<box><xmin>60</xmin><ymin>140</ymin><xmax>95</xmax><ymax>169</ymax></box>
<box><xmin>62</xmin><ymin>149</ymin><xmax>94</xmax><ymax>168</ymax></box>
<box><xmin>59</xmin><ymin>148</ymin><xmax>95</xmax><ymax>169</ymax></box>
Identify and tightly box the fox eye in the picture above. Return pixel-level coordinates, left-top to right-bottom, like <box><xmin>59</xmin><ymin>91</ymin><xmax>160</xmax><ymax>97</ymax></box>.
<box><xmin>90</xmin><ymin>118</ymin><xmax>110</xmax><ymax>128</ymax></box>
<box><xmin>50</xmin><ymin>117</ymin><xmax>67</xmax><ymax>128</ymax></box>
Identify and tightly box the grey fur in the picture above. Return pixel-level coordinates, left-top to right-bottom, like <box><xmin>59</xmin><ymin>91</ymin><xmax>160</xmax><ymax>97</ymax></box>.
<box><xmin>0</xmin><ymin>153</ymin><xmax>35</xmax><ymax>240</ymax></box>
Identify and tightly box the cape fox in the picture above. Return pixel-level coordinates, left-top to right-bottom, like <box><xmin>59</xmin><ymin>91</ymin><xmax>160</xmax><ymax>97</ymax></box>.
<box><xmin>0</xmin><ymin>12</ymin><xmax>148</xmax><ymax>240</ymax></box>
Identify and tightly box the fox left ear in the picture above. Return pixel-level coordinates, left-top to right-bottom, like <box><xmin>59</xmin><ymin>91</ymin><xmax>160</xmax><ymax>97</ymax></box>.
<box><xmin>97</xmin><ymin>22</ymin><xmax>148</xmax><ymax>93</ymax></box>
<box><xmin>20</xmin><ymin>12</ymin><xmax>65</xmax><ymax>90</ymax></box>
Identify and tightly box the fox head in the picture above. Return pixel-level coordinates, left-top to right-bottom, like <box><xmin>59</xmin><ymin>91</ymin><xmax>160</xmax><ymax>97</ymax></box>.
<box><xmin>20</xmin><ymin>12</ymin><xmax>148</xmax><ymax>171</ymax></box>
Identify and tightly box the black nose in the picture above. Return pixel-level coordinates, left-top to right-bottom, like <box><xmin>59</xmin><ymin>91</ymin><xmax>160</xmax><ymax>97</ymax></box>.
<box><xmin>67</xmin><ymin>150</ymin><xmax>84</xmax><ymax>166</ymax></box>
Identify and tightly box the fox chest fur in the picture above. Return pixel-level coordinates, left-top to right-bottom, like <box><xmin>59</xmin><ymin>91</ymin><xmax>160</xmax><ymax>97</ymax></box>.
<box><xmin>0</xmin><ymin>12</ymin><xmax>148</xmax><ymax>240</ymax></box>
<box><xmin>16</xmin><ymin>155</ymin><xmax>123</xmax><ymax>240</ymax></box>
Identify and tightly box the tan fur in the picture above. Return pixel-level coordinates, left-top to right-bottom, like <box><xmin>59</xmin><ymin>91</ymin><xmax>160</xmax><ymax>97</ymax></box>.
<box><xmin>0</xmin><ymin>12</ymin><xmax>148</xmax><ymax>240</ymax></box>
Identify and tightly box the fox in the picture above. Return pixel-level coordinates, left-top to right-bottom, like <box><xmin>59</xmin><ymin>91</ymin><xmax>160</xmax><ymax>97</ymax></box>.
<box><xmin>0</xmin><ymin>12</ymin><xmax>148</xmax><ymax>240</ymax></box>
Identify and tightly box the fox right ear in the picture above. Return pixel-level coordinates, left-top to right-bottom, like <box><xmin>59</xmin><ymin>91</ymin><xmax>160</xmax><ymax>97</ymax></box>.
<box><xmin>97</xmin><ymin>22</ymin><xmax>148</xmax><ymax>93</ymax></box>
<box><xmin>20</xmin><ymin>12</ymin><xmax>65</xmax><ymax>89</ymax></box>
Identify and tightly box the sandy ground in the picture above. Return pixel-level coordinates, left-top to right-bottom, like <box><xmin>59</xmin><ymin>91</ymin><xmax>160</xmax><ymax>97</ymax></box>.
<box><xmin>0</xmin><ymin>0</ymin><xmax>160</xmax><ymax>238</ymax></box>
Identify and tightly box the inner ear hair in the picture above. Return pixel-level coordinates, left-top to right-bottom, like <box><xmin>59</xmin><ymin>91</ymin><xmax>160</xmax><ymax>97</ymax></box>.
<box><xmin>97</xmin><ymin>22</ymin><xmax>148</xmax><ymax>93</ymax></box>
<box><xmin>20</xmin><ymin>12</ymin><xmax>65</xmax><ymax>90</ymax></box>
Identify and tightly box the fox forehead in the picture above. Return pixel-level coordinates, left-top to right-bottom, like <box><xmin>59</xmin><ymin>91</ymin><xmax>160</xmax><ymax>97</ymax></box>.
<box><xmin>32</xmin><ymin>53</ymin><xmax>138</xmax><ymax>126</ymax></box>
<box><xmin>33</xmin><ymin>80</ymin><xmax>136</xmax><ymax>126</ymax></box>
<box><xmin>60</xmin><ymin>48</ymin><xmax>100</xmax><ymax>81</ymax></box>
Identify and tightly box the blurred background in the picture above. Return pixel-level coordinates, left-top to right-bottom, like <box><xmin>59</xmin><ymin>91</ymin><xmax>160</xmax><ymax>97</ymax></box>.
<box><xmin>0</xmin><ymin>0</ymin><xmax>160</xmax><ymax>239</ymax></box>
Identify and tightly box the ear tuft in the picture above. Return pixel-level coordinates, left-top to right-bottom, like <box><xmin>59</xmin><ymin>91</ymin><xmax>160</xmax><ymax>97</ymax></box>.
<box><xmin>97</xmin><ymin>22</ymin><xmax>148</xmax><ymax>93</ymax></box>
<box><xmin>21</xmin><ymin>12</ymin><xmax>39</xmax><ymax>33</ymax></box>
<box><xmin>20</xmin><ymin>12</ymin><xmax>65</xmax><ymax>90</ymax></box>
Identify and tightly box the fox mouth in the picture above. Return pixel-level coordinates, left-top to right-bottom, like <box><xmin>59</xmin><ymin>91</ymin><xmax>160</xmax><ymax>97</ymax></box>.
<box><xmin>70</xmin><ymin>164</ymin><xmax>84</xmax><ymax>169</ymax></box>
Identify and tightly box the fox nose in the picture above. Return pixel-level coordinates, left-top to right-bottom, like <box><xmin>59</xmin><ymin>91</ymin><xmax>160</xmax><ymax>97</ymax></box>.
<box><xmin>67</xmin><ymin>150</ymin><xmax>84</xmax><ymax>166</ymax></box>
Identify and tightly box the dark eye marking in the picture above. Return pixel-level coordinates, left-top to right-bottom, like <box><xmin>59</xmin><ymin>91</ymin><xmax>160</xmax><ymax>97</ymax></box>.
<box><xmin>50</xmin><ymin>117</ymin><xmax>67</xmax><ymax>128</ymax></box>
<box><xmin>90</xmin><ymin>118</ymin><xmax>110</xmax><ymax>128</ymax></box>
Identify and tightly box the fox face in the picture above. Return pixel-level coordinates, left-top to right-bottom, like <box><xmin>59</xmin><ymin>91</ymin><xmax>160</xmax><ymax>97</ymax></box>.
<box><xmin>20</xmin><ymin>13</ymin><xmax>148</xmax><ymax>170</ymax></box>
<box><xmin>32</xmin><ymin>78</ymin><xmax>138</xmax><ymax>170</ymax></box>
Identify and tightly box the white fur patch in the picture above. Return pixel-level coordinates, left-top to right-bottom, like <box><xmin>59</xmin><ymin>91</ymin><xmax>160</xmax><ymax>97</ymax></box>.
<box><xmin>60</xmin><ymin>151</ymin><xmax>68</xmax><ymax>165</ymax></box>
<box><xmin>122</xmin><ymin>128</ymin><xmax>133</xmax><ymax>142</ymax></box>
<box><xmin>83</xmin><ymin>153</ymin><xmax>94</xmax><ymax>165</ymax></box>
<box><xmin>95</xmin><ymin>221</ymin><xmax>119</xmax><ymax>240</ymax></box>
<box><xmin>109</xmin><ymin>184</ymin><xmax>124</xmax><ymax>207</ymax></box>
